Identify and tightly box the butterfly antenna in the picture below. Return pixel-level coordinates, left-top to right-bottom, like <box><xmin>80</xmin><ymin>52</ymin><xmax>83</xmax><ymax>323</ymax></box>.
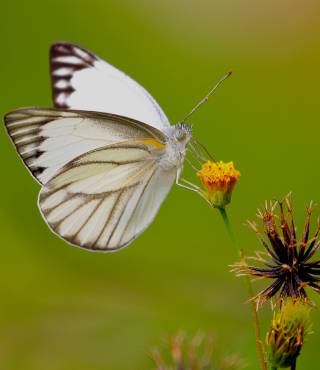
<box><xmin>180</xmin><ymin>71</ymin><xmax>232</xmax><ymax>123</ymax></box>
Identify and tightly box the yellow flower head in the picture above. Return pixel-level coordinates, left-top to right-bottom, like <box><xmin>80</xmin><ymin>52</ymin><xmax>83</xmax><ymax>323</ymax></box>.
<box><xmin>197</xmin><ymin>160</ymin><xmax>240</xmax><ymax>208</ymax></box>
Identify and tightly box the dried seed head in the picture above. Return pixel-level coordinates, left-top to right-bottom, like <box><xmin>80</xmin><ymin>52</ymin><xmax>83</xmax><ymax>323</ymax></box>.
<box><xmin>233</xmin><ymin>195</ymin><xmax>320</xmax><ymax>307</ymax></box>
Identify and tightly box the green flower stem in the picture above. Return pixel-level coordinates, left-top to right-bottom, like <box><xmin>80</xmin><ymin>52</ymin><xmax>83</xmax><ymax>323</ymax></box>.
<box><xmin>291</xmin><ymin>359</ymin><xmax>296</xmax><ymax>370</ymax></box>
<box><xmin>218</xmin><ymin>207</ymin><xmax>267</xmax><ymax>370</ymax></box>
<box><xmin>218</xmin><ymin>207</ymin><xmax>237</xmax><ymax>247</ymax></box>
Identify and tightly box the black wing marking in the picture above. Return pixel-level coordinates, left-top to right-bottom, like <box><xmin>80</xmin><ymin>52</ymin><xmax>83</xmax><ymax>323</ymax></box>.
<box><xmin>50</xmin><ymin>42</ymin><xmax>98</xmax><ymax>108</ymax></box>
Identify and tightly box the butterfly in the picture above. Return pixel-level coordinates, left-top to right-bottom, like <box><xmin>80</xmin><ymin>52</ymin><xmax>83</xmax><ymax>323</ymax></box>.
<box><xmin>4</xmin><ymin>42</ymin><xmax>230</xmax><ymax>252</ymax></box>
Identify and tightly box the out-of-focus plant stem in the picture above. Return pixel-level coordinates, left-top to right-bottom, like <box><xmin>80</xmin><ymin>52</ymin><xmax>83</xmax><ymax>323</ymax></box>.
<box><xmin>291</xmin><ymin>359</ymin><xmax>296</xmax><ymax>370</ymax></box>
<box><xmin>218</xmin><ymin>207</ymin><xmax>267</xmax><ymax>370</ymax></box>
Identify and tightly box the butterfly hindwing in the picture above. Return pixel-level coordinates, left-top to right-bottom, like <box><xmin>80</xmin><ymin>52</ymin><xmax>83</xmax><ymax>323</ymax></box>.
<box><xmin>50</xmin><ymin>42</ymin><xmax>170</xmax><ymax>130</ymax></box>
<box><xmin>39</xmin><ymin>143</ymin><xmax>176</xmax><ymax>251</ymax></box>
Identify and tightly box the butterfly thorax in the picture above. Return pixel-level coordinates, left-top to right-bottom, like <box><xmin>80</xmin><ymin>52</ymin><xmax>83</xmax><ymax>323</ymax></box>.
<box><xmin>159</xmin><ymin>123</ymin><xmax>192</xmax><ymax>171</ymax></box>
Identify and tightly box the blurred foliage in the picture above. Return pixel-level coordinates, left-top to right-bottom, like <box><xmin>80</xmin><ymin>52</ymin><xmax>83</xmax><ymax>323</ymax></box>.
<box><xmin>1</xmin><ymin>0</ymin><xmax>320</xmax><ymax>369</ymax></box>
<box><xmin>151</xmin><ymin>332</ymin><xmax>243</xmax><ymax>370</ymax></box>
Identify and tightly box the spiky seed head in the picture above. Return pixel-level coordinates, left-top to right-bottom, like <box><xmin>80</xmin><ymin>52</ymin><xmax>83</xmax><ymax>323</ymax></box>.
<box><xmin>232</xmin><ymin>195</ymin><xmax>320</xmax><ymax>307</ymax></box>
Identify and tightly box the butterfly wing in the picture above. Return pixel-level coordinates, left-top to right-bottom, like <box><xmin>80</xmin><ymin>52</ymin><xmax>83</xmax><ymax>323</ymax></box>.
<box><xmin>4</xmin><ymin>108</ymin><xmax>176</xmax><ymax>251</ymax></box>
<box><xmin>4</xmin><ymin>108</ymin><xmax>166</xmax><ymax>185</ymax></box>
<box><xmin>50</xmin><ymin>42</ymin><xmax>170</xmax><ymax>130</ymax></box>
<box><xmin>39</xmin><ymin>143</ymin><xmax>176</xmax><ymax>251</ymax></box>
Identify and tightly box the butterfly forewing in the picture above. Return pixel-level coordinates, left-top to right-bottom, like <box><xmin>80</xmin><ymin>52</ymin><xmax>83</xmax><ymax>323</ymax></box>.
<box><xmin>4</xmin><ymin>108</ymin><xmax>166</xmax><ymax>185</ymax></box>
<box><xmin>50</xmin><ymin>42</ymin><xmax>170</xmax><ymax>130</ymax></box>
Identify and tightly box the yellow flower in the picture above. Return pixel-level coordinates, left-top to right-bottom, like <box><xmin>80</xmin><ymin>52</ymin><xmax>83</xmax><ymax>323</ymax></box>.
<box><xmin>197</xmin><ymin>161</ymin><xmax>240</xmax><ymax>208</ymax></box>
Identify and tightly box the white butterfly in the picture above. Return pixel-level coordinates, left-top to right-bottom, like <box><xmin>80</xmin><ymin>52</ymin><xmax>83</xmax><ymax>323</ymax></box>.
<box><xmin>4</xmin><ymin>42</ymin><xmax>229</xmax><ymax>252</ymax></box>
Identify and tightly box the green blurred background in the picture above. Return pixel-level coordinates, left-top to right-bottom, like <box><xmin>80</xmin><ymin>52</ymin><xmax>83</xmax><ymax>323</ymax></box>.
<box><xmin>1</xmin><ymin>0</ymin><xmax>320</xmax><ymax>369</ymax></box>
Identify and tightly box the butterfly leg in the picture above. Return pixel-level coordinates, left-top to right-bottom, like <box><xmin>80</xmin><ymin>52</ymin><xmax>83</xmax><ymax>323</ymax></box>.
<box><xmin>176</xmin><ymin>177</ymin><xmax>211</xmax><ymax>205</ymax></box>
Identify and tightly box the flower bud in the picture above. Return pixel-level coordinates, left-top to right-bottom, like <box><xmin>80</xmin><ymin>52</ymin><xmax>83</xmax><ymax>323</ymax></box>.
<box><xmin>266</xmin><ymin>298</ymin><xmax>312</xmax><ymax>368</ymax></box>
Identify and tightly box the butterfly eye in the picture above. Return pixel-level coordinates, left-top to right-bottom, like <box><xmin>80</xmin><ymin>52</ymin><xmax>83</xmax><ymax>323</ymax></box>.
<box><xmin>175</xmin><ymin>129</ymin><xmax>186</xmax><ymax>141</ymax></box>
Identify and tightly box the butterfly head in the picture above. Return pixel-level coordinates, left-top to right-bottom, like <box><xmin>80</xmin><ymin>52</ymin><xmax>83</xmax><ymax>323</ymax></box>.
<box><xmin>160</xmin><ymin>122</ymin><xmax>192</xmax><ymax>170</ymax></box>
<box><xmin>173</xmin><ymin>122</ymin><xmax>192</xmax><ymax>144</ymax></box>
